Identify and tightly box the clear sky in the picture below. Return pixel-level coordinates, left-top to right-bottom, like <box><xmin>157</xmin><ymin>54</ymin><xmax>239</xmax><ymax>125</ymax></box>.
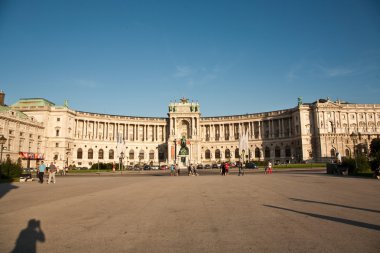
<box><xmin>0</xmin><ymin>0</ymin><xmax>379</xmax><ymax>117</ymax></box>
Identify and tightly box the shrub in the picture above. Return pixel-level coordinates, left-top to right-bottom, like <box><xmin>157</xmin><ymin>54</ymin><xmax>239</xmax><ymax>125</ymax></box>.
<box><xmin>0</xmin><ymin>158</ymin><xmax>21</xmax><ymax>179</ymax></box>
<box><xmin>90</xmin><ymin>162</ymin><xmax>116</xmax><ymax>170</ymax></box>
<box><xmin>342</xmin><ymin>156</ymin><xmax>370</xmax><ymax>174</ymax></box>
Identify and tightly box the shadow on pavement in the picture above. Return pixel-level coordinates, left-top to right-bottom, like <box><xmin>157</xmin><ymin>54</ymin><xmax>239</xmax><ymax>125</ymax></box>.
<box><xmin>289</xmin><ymin>198</ymin><xmax>380</xmax><ymax>214</ymax></box>
<box><xmin>0</xmin><ymin>183</ymin><xmax>18</xmax><ymax>199</ymax></box>
<box><xmin>10</xmin><ymin>219</ymin><xmax>45</xmax><ymax>253</ymax></box>
<box><xmin>264</xmin><ymin>204</ymin><xmax>380</xmax><ymax>231</ymax></box>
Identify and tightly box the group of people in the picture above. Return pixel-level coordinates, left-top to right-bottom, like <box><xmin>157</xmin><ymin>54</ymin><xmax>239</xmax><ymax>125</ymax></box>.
<box><xmin>170</xmin><ymin>164</ymin><xmax>179</xmax><ymax>176</ymax></box>
<box><xmin>221</xmin><ymin>162</ymin><xmax>230</xmax><ymax>176</ymax></box>
<box><xmin>187</xmin><ymin>164</ymin><xmax>199</xmax><ymax>176</ymax></box>
<box><xmin>37</xmin><ymin>161</ymin><xmax>60</xmax><ymax>184</ymax></box>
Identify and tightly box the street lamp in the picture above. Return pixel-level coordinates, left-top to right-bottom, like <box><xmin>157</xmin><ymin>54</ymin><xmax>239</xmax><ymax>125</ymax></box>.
<box><xmin>0</xmin><ymin>135</ymin><xmax>7</xmax><ymax>163</ymax></box>
<box><xmin>119</xmin><ymin>151</ymin><xmax>125</xmax><ymax>171</ymax></box>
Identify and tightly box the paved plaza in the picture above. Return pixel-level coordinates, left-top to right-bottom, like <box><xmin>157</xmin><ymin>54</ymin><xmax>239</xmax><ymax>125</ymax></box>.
<box><xmin>0</xmin><ymin>171</ymin><xmax>379</xmax><ymax>253</ymax></box>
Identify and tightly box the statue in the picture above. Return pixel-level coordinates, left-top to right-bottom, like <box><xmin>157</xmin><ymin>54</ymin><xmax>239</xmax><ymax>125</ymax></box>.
<box><xmin>297</xmin><ymin>97</ymin><xmax>303</xmax><ymax>106</ymax></box>
<box><xmin>179</xmin><ymin>136</ymin><xmax>189</xmax><ymax>155</ymax></box>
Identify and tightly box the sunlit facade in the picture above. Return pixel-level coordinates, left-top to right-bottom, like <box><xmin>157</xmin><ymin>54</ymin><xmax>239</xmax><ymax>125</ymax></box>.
<box><xmin>1</xmin><ymin>90</ymin><xmax>380</xmax><ymax>169</ymax></box>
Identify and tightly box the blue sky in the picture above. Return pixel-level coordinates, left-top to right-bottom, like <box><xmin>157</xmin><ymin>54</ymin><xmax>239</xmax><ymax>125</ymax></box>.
<box><xmin>0</xmin><ymin>0</ymin><xmax>379</xmax><ymax>117</ymax></box>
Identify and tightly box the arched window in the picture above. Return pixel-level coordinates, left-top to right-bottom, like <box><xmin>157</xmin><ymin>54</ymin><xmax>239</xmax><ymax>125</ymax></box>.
<box><xmin>225</xmin><ymin>149</ymin><xmax>231</xmax><ymax>159</ymax></box>
<box><xmin>215</xmin><ymin>149</ymin><xmax>221</xmax><ymax>159</ymax></box>
<box><xmin>264</xmin><ymin>147</ymin><xmax>270</xmax><ymax>158</ymax></box>
<box><xmin>235</xmin><ymin>148</ymin><xmax>240</xmax><ymax>159</ymax></box>
<box><xmin>77</xmin><ymin>148</ymin><xmax>83</xmax><ymax>159</ymax></box>
<box><xmin>330</xmin><ymin>148</ymin><xmax>336</xmax><ymax>157</ymax></box>
<box><xmin>255</xmin><ymin>148</ymin><xmax>260</xmax><ymax>158</ymax></box>
<box><xmin>285</xmin><ymin>146</ymin><xmax>291</xmax><ymax>157</ymax></box>
<box><xmin>205</xmin><ymin>149</ymin><xmax>211</xmax><ymax>159</ymax></box>
<box><xmin>88</xmin><ymin>149</ymin><xmax>93</xmax><ymax>159</ymax></box>
<box><xmin>109</xmin><ymin>149</ymin><xmax>114</xmax><ymax>159</ymax></box>
<box><xmin>149</xmin><ymin>150</ymin><xmax>155</xmax><ymax>160</ymax></box>
<box><xmin>98</xmin><ymin>149</ymin><xmax>104</xmax><ymax>160</ymax></box>
<box><xmin>139</xmin><ymin>150</ymin><xmax>144</xmax><ymax>161</ymax></box>
<box><xmin>275</xmin><ymin>146</ymin><xmax>281</xmax><ymax>158</ymax></box>
<box><xmin>129</xmin><ymin>150</ymin><xmax>134</xmax><ymax>160</ymax></box>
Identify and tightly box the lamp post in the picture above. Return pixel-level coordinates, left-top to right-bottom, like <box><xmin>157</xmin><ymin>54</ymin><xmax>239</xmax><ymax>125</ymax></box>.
<box><xmin>119</xmin><ymin>151</ymin><xmax>125</xmax><ymax>172</ymax></box>
<box><xmin>174</xmin><ymin>139</ymin><xmax>177</xmax><ymax>165</ymax></box>
<box><xmin>0</xmin><ymin>135</ymin><xmax>7</xmax><ymax>163</ymax></box>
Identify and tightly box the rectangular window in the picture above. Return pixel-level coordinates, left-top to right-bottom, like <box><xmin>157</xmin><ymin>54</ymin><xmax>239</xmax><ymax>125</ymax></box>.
<box><xmin>56</xmin><ymin>143</ymin><xmax>59</xmax><ymax>147</ymax></box>
<box><xmin>56</xmin><ymin>130</ymin><xmax>59</xmax><ymax>137</ymax></box>
<box><xmin>57</xmin><ymin>118</ymin><xmax>60</xmax><ymax>122</ymax></box>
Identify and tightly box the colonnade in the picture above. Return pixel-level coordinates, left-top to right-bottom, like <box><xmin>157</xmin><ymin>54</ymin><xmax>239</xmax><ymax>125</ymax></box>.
<box><xmin>74</xmin><ymin>119</ymin><xmax>167</xmax><ymax>142</ymax></box>
<box><xmin>200</xmin><ymin>117</ymin><xmax>294</xmax><ymax>141</ymax></box>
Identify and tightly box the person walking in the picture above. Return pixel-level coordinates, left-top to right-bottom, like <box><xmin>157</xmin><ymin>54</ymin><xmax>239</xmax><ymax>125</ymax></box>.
<box><xmin>47</xmin><ymin>162</ymin><xmax>57</xmax><ymax>184</ymax></box>
<box><xmin>238</xmin><ymin>162</ymin><xmax>244</xmax><ymax>176</ymax></box>
<box><xmin>266</xmin><ymin>161</ymin><xmax>272</xmax><ymax>174</ymax></box>
<box><xmin>170</xmin><ymin>164</ymin><xmax>175</xmax><ymax>176</ymax></box>
<box><xmin>37</xmin><ymin>161</ymin><xmax>46</xmax><ymax>184</ymax></box>
<box><xmin>221</xmin><ymin>162</ymin><xmax>226</xmax><ymax>176</ymax></box>
<box><xmin>225</xmin><ymin>162</ymin><xmax>229</xmax><ymax>176</ymax></box>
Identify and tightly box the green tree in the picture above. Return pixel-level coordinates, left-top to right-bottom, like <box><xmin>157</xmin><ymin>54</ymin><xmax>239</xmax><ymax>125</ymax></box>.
<box><xmin>369</xmin><ymin>138</ymin><xmax>380</xmax><ymax>171</ymax></box>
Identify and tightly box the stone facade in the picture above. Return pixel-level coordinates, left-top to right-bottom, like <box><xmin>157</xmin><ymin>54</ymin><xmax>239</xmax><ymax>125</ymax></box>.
<box><xmin>1</xmin><ymin>91</ymin><xmax>379</xmax><ymax>169</ymax></box>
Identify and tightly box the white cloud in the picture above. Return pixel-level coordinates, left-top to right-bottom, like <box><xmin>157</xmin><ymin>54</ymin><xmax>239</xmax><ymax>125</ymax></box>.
<box><xmin>174</xmin><ymin>66</ymin><xmax>195</xmax><ymax>78</ymax></box>
<box><xmin>317</xmin><ymin>65</ymin><xmax>354</xmax><ymax>77</ymax></box>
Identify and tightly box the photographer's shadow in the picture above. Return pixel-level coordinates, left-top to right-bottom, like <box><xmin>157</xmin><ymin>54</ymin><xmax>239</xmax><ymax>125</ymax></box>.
<box><xmin>11</xmin><ymin>219</ymin><xmax>45</xmax><ymax>253</ymax></box>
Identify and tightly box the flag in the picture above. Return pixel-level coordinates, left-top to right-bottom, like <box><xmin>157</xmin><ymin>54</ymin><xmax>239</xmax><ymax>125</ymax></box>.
<box><xmin>239</xmin><ymin>130</ymin><xmax>249</xmax><ymax>157</ymax></box>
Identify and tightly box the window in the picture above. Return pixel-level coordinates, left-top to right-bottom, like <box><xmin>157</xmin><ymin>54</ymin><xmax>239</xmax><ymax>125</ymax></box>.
<box><xmin>149</xmin><ymin>150</ymin><xmax>155</xmax><ymax>160</ymax></box>
<box><xmin>88</xmin><ymin>149</ymin><xmax>93</xmax><ymax>159</ymax></box>
<box><xmin>205</xmin><ymin>149</ymin><xmax>211</xmax><ymax>159</ymax></box>
<box><xmin>285</xmin><ymin>146</ymin><xmax>291</xmax><ymax>157</ymax></box>
<box><xmin>57</xmin><ymin>118</ymin><xmax>60</xmax><ymax>122</ymax></box>
<box><xmin>56</xmin><ymin>130</ymin><xmax>60</xmax><ymax>137</ymax></box>
<box><xmin>139</xmin><ymin>150</ymin><xmax>144</xmax><ymax>160</ymax></box>
<box><xmin>98</xmin><ymin>149</ymin><xmax>104</xmax><ymax>159</ymax></box>
<box><xmin>225</xmin><ymin>149</ymin><xmax>231</xmax><ymax>159</ymax></box>
<box><xmin>109</xmin><ymin>149</ymin><xmax>114</xmax><ymax>159</ymax></box>
<box><xmin>54</xmin><ymin>154</ymin><xmax>58</xmax><ymax>161</ymax></box>
<box><xmin>77</xmin><ymin>148</ymin><xmax>83</xmax><ymax>159</ymax></box>
<box><xmin>55</xmin><ymin>143</ymin><xmax>59</xmax><ymax>148</ymax></box>
<box><xmin>215</xmin><ymin>149</ymin><xmax>221</xmax><ymax>159</ymax></box>
<box><xmin>235</xmin><ymin>148</ymin><xmax>240</xmax><ymax>159</ymax></box>
<box><xmin>275</xmin><ymin>147</ymin><xmax>281</xmax><ymax>158</ymax></box>
<box><xmin>255</xmin><ymin>148</ymin><xmax>261</xmax><ymax>158</ymax></box>
<box><xmin>345</xmin><ymin>149</ymin><xmax>350</xmax><ymax>157</ymax></box>
<box><xmin>129</xmin><ymin>150</ymin><xmax>134</xmax><ymax>160</ymax></box>
<box><xmin>330</xmin><ymin>148</ymin><xmax>336</xmax><ymax>157</ymax></box>
<box><xmin>264</xmin><ymin>147</ymin><xmax>270</xmax><ymax>158</ymax></box>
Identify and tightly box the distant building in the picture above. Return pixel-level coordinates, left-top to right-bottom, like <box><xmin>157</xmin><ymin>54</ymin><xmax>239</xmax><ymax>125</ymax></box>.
<box><xmin>1</xmin><ymin>91</ymin><xmax>379</xmax><ymax>168</ymax></box>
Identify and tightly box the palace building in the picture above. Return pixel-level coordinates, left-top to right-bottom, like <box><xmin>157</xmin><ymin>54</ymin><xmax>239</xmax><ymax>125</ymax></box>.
<box><xmin>1</xmin><ymin>90</ymin><xmax>380</xmax><ymax>169</ymax></box>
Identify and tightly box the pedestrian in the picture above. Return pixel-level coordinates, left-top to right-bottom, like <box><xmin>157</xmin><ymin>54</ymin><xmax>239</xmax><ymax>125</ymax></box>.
<box><xmin>267</xmin><ymin>161</ymin><xmax>272</xmax><ymax>174</ymax></box>
<box><xmin>188</xmin><ymin>164</ymin><xmax>192</xmax><ymax>176</ymax></box>
<box><xmin>37</xmin><ymin>161</ymin><xmax>46</xmax><ymax>184</ymax></box>
<box><xmin>170</xmin><ymin>164</ymin><xmax>175</xmax><ymax>176</ymax></box>
<box><xmin>47</xmin><ymin>162</ymin><xmax>57</xmax><ymax>184</ymax></box>
<box><xmin>176</xmin><ymin>164</ymin><xmax>180</xmax><ymax>176</ymax></box>
<box><xmin>221</xmin><ymin>163</ymin><xmax>225</xmax><ymax>176</ymax></box>
<box><xmin>225</xmin><ymin>162</ymin><xmax>229</xmax><ymax>176</ymax></box>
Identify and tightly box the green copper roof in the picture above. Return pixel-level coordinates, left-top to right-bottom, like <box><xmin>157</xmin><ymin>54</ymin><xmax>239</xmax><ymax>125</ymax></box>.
<box><xmin>0</xmin><ymin>105</ymin><xmax>29</xmax><ymax>119</ymax></box>
<box><xmin>11</xmin><ymin>98</ymin><xmax>55</xmax><ymax>108</ymax></box>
